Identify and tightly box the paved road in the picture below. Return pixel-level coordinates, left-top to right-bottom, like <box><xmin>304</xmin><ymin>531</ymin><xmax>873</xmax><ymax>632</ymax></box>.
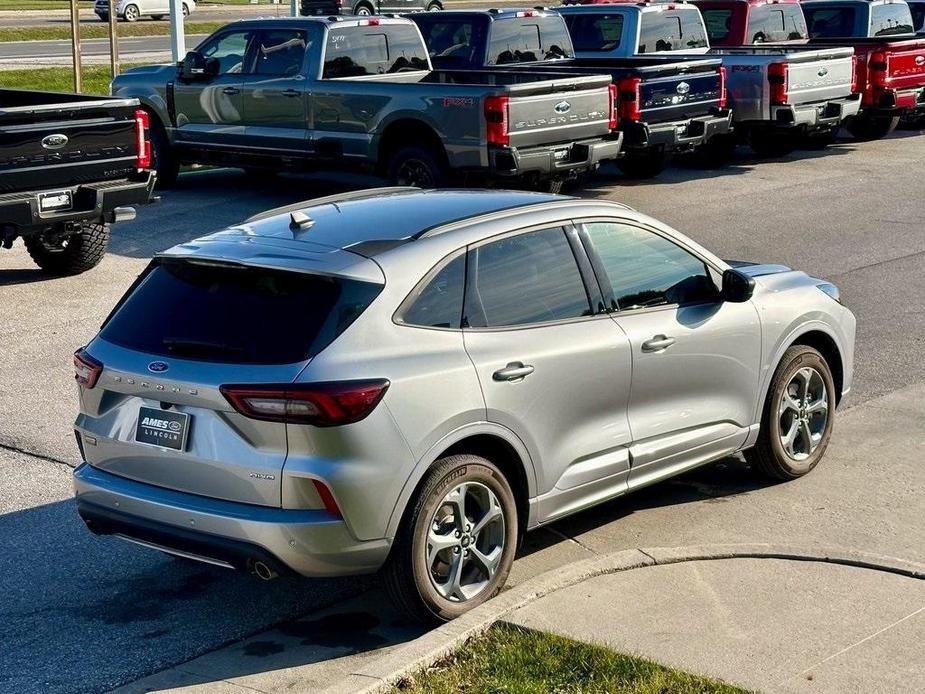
<box><xmin>0</xmin><ymin>33</ymin><xmax>202</xmax><ymax>61</ymax></box>
<box><xmin>0</xmin><ymin>4</ymin><xmax>287</xmax><ymax>28</ymax></box>
<box><xmin>1</xmin><ymin>132</ymin><xmax>923</xmax><ymax>692</ymax></box>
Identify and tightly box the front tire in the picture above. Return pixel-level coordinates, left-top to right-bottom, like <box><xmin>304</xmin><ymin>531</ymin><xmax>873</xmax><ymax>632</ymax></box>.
<box><xmin>847</xmin><ymin>114</ymin><xmax>899</xmax><ymax>141</ymax></box>
<box><xmin>122</xmin><ymin>4</ymin><xmax>139</xmax><ymax>21</ymax></box>
<box><xmin>24</xmin><ymin>223</ymin><xmax>110</xmax><ymax>276</ymax></box>
<box><xmin>383</xmin><ymin>455</ymin><xmax>518</xmax><ymax>623</ymax></box>
<box><xmin>386</xmin><ymin>145</ymin><xmax>448</xmax><ymax>188</ymax></box>
<box><xmin>746</xmin><ymin>345</ymin><xmax>836</xmax><ymax>480</ymax></box>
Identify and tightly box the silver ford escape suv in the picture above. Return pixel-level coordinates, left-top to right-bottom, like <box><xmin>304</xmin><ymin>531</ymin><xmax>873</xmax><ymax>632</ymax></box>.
<box><xmin>73</xmin><ymin>188</ymin><xmax>855</xmax><ymax>621</ymax></box>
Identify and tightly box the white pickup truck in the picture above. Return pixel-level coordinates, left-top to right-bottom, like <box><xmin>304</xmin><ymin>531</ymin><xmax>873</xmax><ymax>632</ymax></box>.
<box><xmin>558</xmin><ymin>1</ymin><xmax>861</xmax><ymax>156</ymax></box>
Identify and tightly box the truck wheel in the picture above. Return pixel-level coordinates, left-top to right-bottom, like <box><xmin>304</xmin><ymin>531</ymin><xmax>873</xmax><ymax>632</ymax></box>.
<box><xmin>24</xmin><ymin>223</ymin><xmax>111</xmax><ymax>276</ymax></box>
<box><xmin>617</xmin><ymin>150</ymin><xmax>670</xmax><ymax>179</ymax></box>
<box><xmin>425</xmin><ymin>1</ymin><xmax>442</xmax><ymax>9</ymax></box>
<box><xmin>354</xmin><ymin>2</ymin><xmax>373</xmax><ymax>15</ymax></box>
<box><xmin>383</xmin><ymin>454</ymin><xmax>518</xmax><ymax>623</ymax></box>
<box><xmin>692</xmin><ymin>134</ymin><xmax>736</xmax><ymax>168</ymax></box>
<box><xmin>387</xmin><ymin>145</ymin><xmax>448</xmax><ymax>188</ymax></box>
<box><xmin>148</xmin><ymin>114</ymin><xmax>180</xmax><ymax>189</ymax></box>
<box><xmin>846</xmin><ymin>114</ymin><xmax>899</xmax><ymax>141</ymax></box>
<box><xmin>899</xmin><ymin>113</ymin><xmax>925</xmax><ymax>130</ymax></box>
<box><xmin>747</xmin><ymin>130</ymin><xmax>795</xmax><ymax>158</ymax></box>
<box><xmin>745</xmin><ymin>345</ymin><xmax>835</xmax><ymax>481</ymax></box>
<box><xmin>122</xmin><ymin>4</ymin><xmax>139</xmax><ymax>21</ymax></box>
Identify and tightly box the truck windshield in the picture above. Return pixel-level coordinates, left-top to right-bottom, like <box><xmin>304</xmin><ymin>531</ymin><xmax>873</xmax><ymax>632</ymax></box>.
<box><xmin>323</xmin><ymin>25</ymin><xmax>429</xmax><ymax>78</ymax></box>
<box><xmin>563</xmin><ymin>13</ymin><xmax>626</xmax><ymax>51</ymax></box>
<box><xmin>804</xmin><ymin>6</ymin><xmax>857</xmax><ymax>37</ymax></box>
<box><xmin>100</xmin><ymin>260</ymin><xmax>383</xmax><ymax>364</ymax></box>
<box><xmin>638</xmin><ymin>10</ymin><xmax>709</xmax><ymax>52</ymax></box>
<box><xmin>413</xmin><ymin>16</ymin><xmax>489</xmax><ymax>69</ymax></box>
<box><xmin>486</xmin><ymin>17</ymin><xmax>574</xmax><ymax>64</ymax></box>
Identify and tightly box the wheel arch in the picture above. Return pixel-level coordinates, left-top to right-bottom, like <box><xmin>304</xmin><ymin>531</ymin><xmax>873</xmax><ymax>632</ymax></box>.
<box><xmin>385</xmin><ymin>424</ymin><xmax>537</xmax><ymax>542</ymax></box>
<box><xmin>374</xmin><ymin>116</ymin><xmax>448</xmax><ymax>174</ymax></box>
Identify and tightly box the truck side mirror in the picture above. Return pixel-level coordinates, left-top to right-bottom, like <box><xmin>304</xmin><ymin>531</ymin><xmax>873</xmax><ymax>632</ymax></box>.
<box><xmin>721</xmin><ymin>268</ymin><xmax>756</xmax><ymax>303</ymax></box>
<box><xmin>181</xmin><ymin>51</ymin><xmax>208</xmax><ymax>80</ymax></box>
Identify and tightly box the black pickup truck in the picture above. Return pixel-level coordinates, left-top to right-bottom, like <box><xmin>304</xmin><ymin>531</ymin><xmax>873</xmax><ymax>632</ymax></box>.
<box><xmin>409</xmin><ymin>8</ymin><xmax>732</xmax><ymax>178</ymax></box>
<box><xmin>109</xmin><ymin>16</ymin><xmax>622</xmax><ymax>193</ymax></box>
<box><xmin>1</xmin><ymin>89</ymin><xmax>155</xmax><ymax>275</ymax></box>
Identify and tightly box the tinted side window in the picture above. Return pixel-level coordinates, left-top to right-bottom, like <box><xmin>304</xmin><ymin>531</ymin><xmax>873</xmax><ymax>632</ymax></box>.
<box><xmin>638</xmin><ymin>10</ymin><xmax>707</xmax><ymax>52</ymax></box>
<box><xmin>911</xmin><ymin>3</ymin><xmax>925</xmax><ymax>30</ymax></box>
<box><xmin>414</xmin><ymin>17</ymin><xmax>486</xmax><ymax>69</ymax></box>
<box><xmin>805</xmin><ymin>7</ymin><xmax>857</xmax><ymax>37</ymax></box>
<box><xmin>871</xmin><ymin>2</ymin><xmax>914</xmax><ymax>35</ymax></box>
<box><xmin>701</xmin><ymin>8</ymin><xmax>733</xmax><ymax>42</ymax></box>
<box><xmin>563</xmin><ymin>13</ymin><xmax>625</xmax><ymax>52</ymax></box>
<box><xmin>464</xmin><ymin>228</ymin><xmax>591</xmax><ymax>328</ymax></box>
<box><xmin>323</xmin><ymin>26</ymin><xmax>428</xmax><ymax>78</ymax></box>
<box><xmin>399</xmin><ymin>254</ymin><xmax>466</xmax><ymax>329</ymax></box>
<box><xmin>198</xmin><ymin>30</ymin><xmax>256</xmax><ymax>75</ymax></box>
<box><xmin>583</xmin><ymin>222</ymin><xmax>718</xmax><ymax>310</ymax></box>
<box><xmin>487</xmin><ymin>17</ymin><xmax>573</xmax><ymax>64</ymax></box>
<box><xmin>255</xmin><ymin>29</ymin><xmax>310</xmax><ymax>76</ymax></box>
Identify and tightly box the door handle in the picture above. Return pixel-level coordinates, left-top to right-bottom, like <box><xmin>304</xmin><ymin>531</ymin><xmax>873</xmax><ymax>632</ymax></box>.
<box><xmin>280</xmin><ymin>89</ymin><xmax>300</xmax><ymax>98</ymax></box>
<box><xmin>641</xmin><ymin>335</ymin><xmax>676</xmax><ymax>352</ymax></box>
<box><xmin>493</xmin><ymin>362</ymin><xmax>535</xmax><ymax>382</ymax></box>
<box><xmin>222</xmin><ymin>87</ymin><xmax>240</xmax><ymax>96</ymax></box>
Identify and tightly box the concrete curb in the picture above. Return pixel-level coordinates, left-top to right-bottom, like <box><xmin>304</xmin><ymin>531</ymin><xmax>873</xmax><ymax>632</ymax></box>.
<box><xmin>324</xmin><ymin>543</ymin><xmax>925</xmax><ymax>694</ymax></box>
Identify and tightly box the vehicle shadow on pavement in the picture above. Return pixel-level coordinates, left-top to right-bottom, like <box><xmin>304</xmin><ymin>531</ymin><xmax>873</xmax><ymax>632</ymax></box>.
<box><xmin>0</xmin><ymin>268</ymin><xmax>51</xmax><ymax>287</ymax></box>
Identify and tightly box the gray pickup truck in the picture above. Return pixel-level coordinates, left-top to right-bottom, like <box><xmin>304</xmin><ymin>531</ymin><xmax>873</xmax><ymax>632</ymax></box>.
<box><xmin>110</xmin><ymin>16</ymin><xmax>622</xmax><ymax>192</ymax></box>
<box><xmin>1</xmin><ymin>89</ymin><xmax>155</xmax><ymax>275</ymax></box>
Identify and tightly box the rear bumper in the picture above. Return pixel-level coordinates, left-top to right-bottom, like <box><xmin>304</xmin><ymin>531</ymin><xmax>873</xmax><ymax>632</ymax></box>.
<box><xmin>0</xmin><ymin>171</ymin><xmax>155</xmax><ymax>236</ymax></box>
<box><xmin>621</xmin><ymin>109</ymin><xmax>733</xmax><ymax>154</ymax></box>
<box><xmin>770</xmin><ymin>95</ymin><xmax>861</xmax><ymax>130</ymax></box>
<box><xmin>73</xmin><ymin>463</ymin><xmax>391</xmax><ymax>578</ymax></box>
<box><xmin>488</xmin><ymin>134</ymin><xmax>623</xmax><ymax>179</ymax></box>
<box><xmin>862</xmin><ymin>86</ymin><xmax>925</xmax><ymax>116</ymax></box>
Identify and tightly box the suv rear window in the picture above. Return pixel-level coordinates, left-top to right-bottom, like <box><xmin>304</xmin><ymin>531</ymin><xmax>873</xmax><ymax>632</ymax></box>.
<box><xmin>100</xmin><ymin>260</ymin><xmax>382</xmax><ymax>364</ymax></box>
<box><xmin>486</xmin><ymin>17</ymin><xmax>574</xmax><ymax>65</ymax></box>
<box><xmin>323</xmin><ymin>25</ymin><xmax>429</xmax><ymax>78</ymax></box>
<box><xmin>562</xmin><ymin>13</ymin><xmax>626</xmax><ymax>52</ymax></box>
<box><xmin>638</xmin><ymin>9</ymin><xmax>708</xmax><ymax>53</ymax></box>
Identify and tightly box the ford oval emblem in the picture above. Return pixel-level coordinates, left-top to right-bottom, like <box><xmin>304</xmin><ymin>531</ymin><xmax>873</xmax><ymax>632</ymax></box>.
<box><xmin>916</xmin><ymin>55</ymin><xmax>925</xmax><ymax>66</ymax></box>
<box><xmin>554</xmin><ymin>100</ymin><xmax>571</xmax><ymax>114</ymax></box>
<box><xmin>676</xmin><ymin>82</ymin><xmax>691</xmax><ymax>96</ymax></box>
<box><xmin>148</xmin><ymin>361</ymin><xmax>169</xmax><ymax>373</ymax></box>
<box><xmin>818</xmin><ymin>67</ymin><xmax>829</xmax><ymax>77</ymax></box>
<box><xmin>41</xmin><ymin>133</ymin><xmax>69</xmax><ymax>150</ymax></box>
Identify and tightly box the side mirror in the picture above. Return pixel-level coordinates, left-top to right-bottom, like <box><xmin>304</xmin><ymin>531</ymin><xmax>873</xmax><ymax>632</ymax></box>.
<box><xmin>181</xmin><ymin>51</ymin><xmax>208</xmax><ymax>80</ymax></box>
<box><xmin>721</xmin><ymin>268</ymin><xmax>755</xmax><ymax>303</ymax></box>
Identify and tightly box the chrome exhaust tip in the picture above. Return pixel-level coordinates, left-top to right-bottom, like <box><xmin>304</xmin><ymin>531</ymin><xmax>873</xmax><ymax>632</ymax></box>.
<box><xmin>252</xmin><ymin>560</ymin><xmax>279</xmax><ymax>581</ymax></box>
<box><xmin>111</xmin><ymin>206</ymin><xmax>137</xmax><ymax>224</ymax></box>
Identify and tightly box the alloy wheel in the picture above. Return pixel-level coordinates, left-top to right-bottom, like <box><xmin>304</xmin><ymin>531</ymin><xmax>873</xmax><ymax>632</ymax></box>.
<box><xmin>778</xmin><ymin>366</ymin><xmax>828</xmax><ymax>461</ymax></box>
<box><xmin>426</xmin><ymin>481</ymin><xmax>505</xmax><ymax>603</ymax></box>
<box><xmin>395</xmin><ymin>158</ymin><xmax>434</xmax><ymax>188</ymax></box>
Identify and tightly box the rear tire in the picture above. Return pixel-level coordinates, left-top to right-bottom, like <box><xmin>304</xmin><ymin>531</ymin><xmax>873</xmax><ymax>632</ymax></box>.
<box><xmin>617</xmin><ymin>149</ymin><xmax>670</xmax><ymax>179</ymax></box>
<box><xmin>691</xmin><ymin>134</ymin><xmax>736</xmax><ymax>168</ymax></box>
<box><xmin>122</xmin><ymin>4</ymin><xmax>139</xmax><ymax>21</ymax></box>
<box><xmin>24</xmin><ymin>223</ymin><xmax>110</xmax><ymax>276</ymax></box>
<box><xmin>846</xmin><ymin>114</ymin><xmax>899</xmax><ymax>141</ymax></box>
<box><xmin>386</xmin><ymin>145</ymin><xmax>448</xmax><ymax>188</ymax></box>
<box><xmin>425</xmin><ymin>0</ymin><xmax>442</xmax><ymax>9</ymax></box>
<box><xmin>354</xmin><ymin>3</ymin><xmax>373</xmax><ymax>15</ymax></box>
<box><xmin>383</xmin><ymin>455</ymin><xmax>518</xmax><ymax>623</ymax></box>
<box><xmin>148</xmin><ymin>113</ymin><xmax>179</xmax><ymax>189</ymax></box>
<box><xmin>745</xmin><ymin>345</ymin><xmax>836</xmax><ymax>481</ymax></box>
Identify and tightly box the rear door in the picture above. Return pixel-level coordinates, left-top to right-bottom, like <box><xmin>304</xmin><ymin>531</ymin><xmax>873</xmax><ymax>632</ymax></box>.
<box><xmin>240</xmin><ymin>27</ymin><xmax>314</xmax><ymax>153</ymax></box>
<box><xmin>172</xmin><ymin>27</ymin><xmax>257</xmax><ymax>149</ymax></box>
<box><xmin>76</xmin><ymin>252</ymin><xmax>383</xmax><ymax>508</ymax></box>
<box><xmin>461</xmin><ymin>225</ymin><xmax>635</xmax><ymax>522</ymax></box>
<box><xmin>578</xmin><ymin>219</ymin><xmax>761</xmax><ymax>489</ymax></box>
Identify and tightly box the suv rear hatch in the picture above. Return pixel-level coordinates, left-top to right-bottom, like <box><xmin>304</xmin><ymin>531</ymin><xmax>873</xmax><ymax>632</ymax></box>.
<box><xmin>0</xmin><ymin>90</ymin><xmax>141</xmax><ymax>194</ymax></box>
<box><xmin>75</xmin><ymin>239</ymin><xmax>384</xmax><ymax>508</ymax></box>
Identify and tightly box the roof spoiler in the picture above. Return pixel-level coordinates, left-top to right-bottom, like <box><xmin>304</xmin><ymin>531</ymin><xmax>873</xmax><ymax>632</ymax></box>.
<box><xmin>243</xmin><ymin>186</ymin><xmax>420</xmax><ymax>224</ymax></box>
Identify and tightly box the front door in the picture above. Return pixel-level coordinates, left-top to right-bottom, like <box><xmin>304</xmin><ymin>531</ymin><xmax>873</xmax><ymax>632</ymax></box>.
<box><xmin>240</xmin><ymin>28</ymin><xmax>313</xmax><ymax>155</ymax></box>
<box><xmin>578</xmin><ymin>220</ymin><xmax>762</xmax><ymax>489</ymax></box>
<box><xmin>461</xmin><ymin>226</ymin><xmax>634</xmax><ymax>524</ymax></box>
<box><xmin>172</xmin><ymin>28</ymin><xmax>257</xmax><ymax>150</ymax></box>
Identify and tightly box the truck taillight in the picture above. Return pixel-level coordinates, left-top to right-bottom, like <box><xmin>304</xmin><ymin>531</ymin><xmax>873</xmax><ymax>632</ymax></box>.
<box><xmin>768</xmin><ymin>62</ymin><xmax>788</xmax><ymax>106</ymax></box>
<box><xmin>868</xmin><ymin>51</ymin><xmax>890</xmax><ymax>88</ymax></box>
<box><xmin>718</xmin><ymin>65</ymin><xmax>728</xmax><ymax>109</ymax></box>
<box><xmin>608</xmin><ymin>83</ymin><xmax>618</xmax><ymax>130</ymax></box>
<box><xmin>134</xmin><ymin>109</ymin><xmax>151</xmax><ymax>170</ymax></box>
<box><xmin>74</xmin><ymin>349</ymin><xmax>103</xmax><ymax>389</ymax></box>
<box><xmin>221</xmin><ymin>380</ymin><xmax>390</xmax><ymax>426</ymax></box>
<box><xmin>484</xmin><ymin>95</ymin><xmax>510</xmax><ymax>146</ymax></box>
<box><xmin>358</xmin><ymin>18</ymin><xmax>380</xmax><ymax>25</ymax></box>
<box><xmin>617</xmin><ymin>77</ymin><xmax>641</xmax><ymax>122</ymax></box>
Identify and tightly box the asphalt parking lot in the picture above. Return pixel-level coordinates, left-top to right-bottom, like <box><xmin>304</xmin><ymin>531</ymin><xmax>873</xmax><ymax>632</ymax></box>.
<box><xmin>2</xmin><ymin>131</ymin><xmax>924</xmax><ymax>693</ymax></box>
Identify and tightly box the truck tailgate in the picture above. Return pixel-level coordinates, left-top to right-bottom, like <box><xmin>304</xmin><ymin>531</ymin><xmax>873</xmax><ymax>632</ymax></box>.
<box><xmin>506</xmin><ymin>85</ymin><xmax>614</xmax><ymax>147</ymax></box>
<box><xmin>785</xmin><ymin>56</ymin><xmax>854</xmax><ymax>104</ymax></box>
<box><xmin>637</xmin><ymin>68</ymin><xmax>724</xmax><ymax>122</ymax></box>
<box><xmin>872</xmin><ymin>41</ymin><xmax>925</xmax><ymax>93</ymax></box>
<box><xmin>0</xmin><ymin>90</ymin><xmax>140</xmax><ymax>195</ymax></box>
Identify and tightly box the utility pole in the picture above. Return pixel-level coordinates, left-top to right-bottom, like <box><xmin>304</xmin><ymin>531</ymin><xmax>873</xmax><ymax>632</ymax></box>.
<box><xmin>168</xmin><ymin>0</ymin><xmax>185</xmax><ymax>64</ymax></box>
<box><xmin>70</xmin><ymin>0</ymin><xmax>81</xmax><ymax>92</ymax></box>
<box><xmin>108</xmin><ymin>0</ymin><xmax>120</xmax><ymax>79</ymax></box>
<box><xmin>290</xmin><ymin>0</ymin><xmax>298</xmax><ymax>16</ymax></box>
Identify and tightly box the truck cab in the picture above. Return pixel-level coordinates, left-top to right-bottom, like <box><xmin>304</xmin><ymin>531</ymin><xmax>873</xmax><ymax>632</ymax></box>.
<box><xmin>693</xmin><ymin>0</ymin><xmax>808</xmax><ymax>46</ymax></box>
<box><xmin>801</xmin><ymin>0</ymin><xmax>916</xmax><ymax>37</ymax></box>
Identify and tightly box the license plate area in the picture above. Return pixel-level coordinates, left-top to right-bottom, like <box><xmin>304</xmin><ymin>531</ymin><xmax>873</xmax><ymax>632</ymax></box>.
<box><xmin>38</xmin><ymin>190</ymin><xmax>73</xmax><ymax>213</ymax></box>
<box><xmin>135</xmin><ymin>406</ymin><xmax>190</xmax><ymax>451</ymax></box>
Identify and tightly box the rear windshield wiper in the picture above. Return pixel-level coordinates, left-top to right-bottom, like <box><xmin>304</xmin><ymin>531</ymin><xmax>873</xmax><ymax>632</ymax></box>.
<box><xmin>162</xmin><ymin>338</ymin><xmax>246</xmax><ymax>358</ymax></box>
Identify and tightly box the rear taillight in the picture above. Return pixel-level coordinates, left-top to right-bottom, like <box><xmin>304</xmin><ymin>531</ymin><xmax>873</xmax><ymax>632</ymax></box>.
<box><xmin>134</xmin><ymin>109</ymin><xmax>151</xmax><ymax>170</ymax></box>
<box><xmin>74</xmin><ymin>349</ymin><xmax>103</xmax><ymax>389</ymax></box>
<box><xmin>358</xmin><ymin>17</ymin><xmax>380</xmax><ymax>25</ymax></box>
<box><xmin>868</xmin><ymin>50</ymin><xmax>890</xmax><ymax>88</ymax></box>
<box><xmin>718</xmin><ymin>65</ymin><xmax>728</xmax><ymax>109</ymax></box>
<box><xmin>618</xmin><ymin>76</ymin><xmax>641</xmax><ymax>122</ymax></box>
<box><xmin>220</xmin><ymin>380</ymin><xmax>390</xmax><ymax>426</ymax></box>
<box><xmin>608</xmin><ymin>82</ymin><xmax>618</xmax><ymax>130</ymax></box>
<box><xmin>484</xmin><ymin>95</ymin><xmax>510</xmax><ymax>146</ymax></box>
<box><xmin>768</xmin><ymin>62</ymin><xmax>788</xmax><ymax>106</ymax></box>
<box><xmin>851</xmin><ymin>55</ymin><xmax>860</xmax><ymax>94</ymax></box>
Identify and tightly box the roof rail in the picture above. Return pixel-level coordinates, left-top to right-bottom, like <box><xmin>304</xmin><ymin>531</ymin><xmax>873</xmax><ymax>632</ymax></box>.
<box><xmin>243</xmin><ymin>187</ymin><xmax>419</xmax><ymax>224</ymax></box>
